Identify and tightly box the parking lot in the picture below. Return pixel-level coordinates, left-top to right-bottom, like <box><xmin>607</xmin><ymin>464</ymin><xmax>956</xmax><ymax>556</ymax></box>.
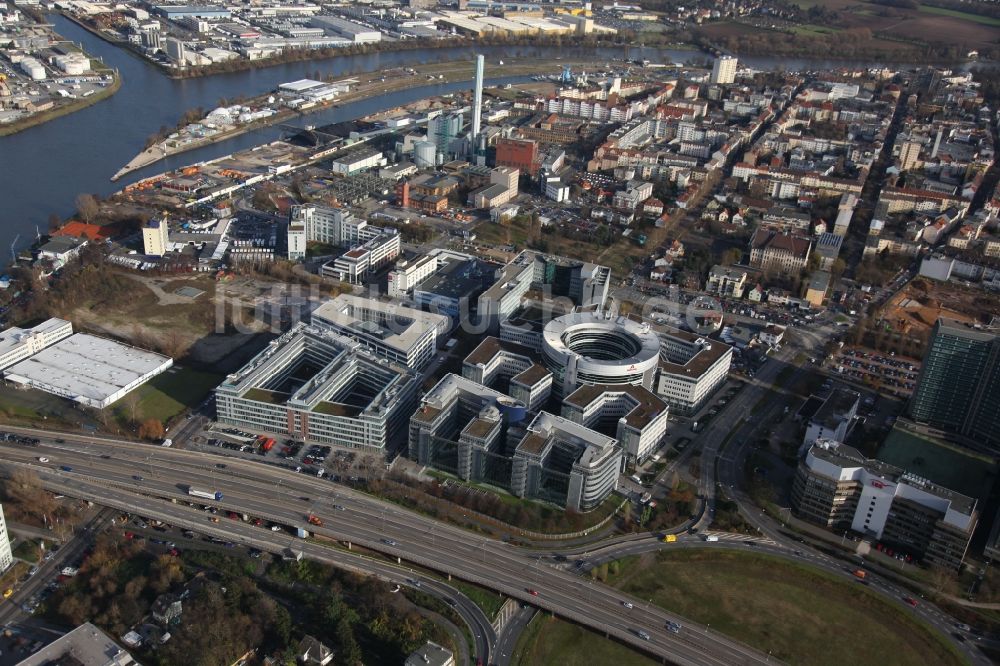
<box><xmin>831</xmin><ymin>347</ymin><xmax>920</xmax><ymax>398</ymax></box>
<box><xmin>193</xmin><ymin>425</ymin><xmax>377</xmax><ymax>483</ymax></box>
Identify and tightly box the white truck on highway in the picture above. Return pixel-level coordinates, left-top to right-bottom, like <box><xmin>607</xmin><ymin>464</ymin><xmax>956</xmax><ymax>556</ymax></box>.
<box><xmin>188</xmin><ymin>487</ymin><xmax>223</xmax><ymax>501</ymax></box>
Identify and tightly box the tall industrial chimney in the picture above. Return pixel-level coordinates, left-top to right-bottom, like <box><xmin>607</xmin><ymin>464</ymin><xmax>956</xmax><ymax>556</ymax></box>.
<box><xmin>472</xmin><ymin>54</ymin><xmax>484</xmax><ymax>141</ymax></box>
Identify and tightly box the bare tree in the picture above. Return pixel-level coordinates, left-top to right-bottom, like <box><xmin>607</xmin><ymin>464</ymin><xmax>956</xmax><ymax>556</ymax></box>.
<box><xmin>75</xmin><ymin>194</ymin><xmax>99</xmax><ymax>223</ymax></box>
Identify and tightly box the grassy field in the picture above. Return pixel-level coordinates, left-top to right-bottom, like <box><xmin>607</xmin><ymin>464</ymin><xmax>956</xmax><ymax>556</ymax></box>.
<box><xmin>608</xmin><ymin>550</ymin><xmax>964</xmax><ymax>666</ymax></box>
<box><xmin>448</xmin><ymin>580</ymin><xmax>505</xmax><ymax>619</ymax></box>
<box><xmin>918</xmin><ymin>5</ymin><xmax>1000</xmax><ymax>27</ymax></box>
<box><xmin>113</xmin><ymin>365</ymin><xmax>223</xmax><ymax>424</ymax></box>
<box><xmin>12</xmin><ymin>539</ymin><xmax>40</xmax><ymax>564</ymax></box>
<box><xmin>789</xmin><ymin>23</ymin><xmax>840</xmax><ymax>35</ymax></box>
<box><xmin>512</xmin><ymin>614</ymin><xmax>657</xmax><ymax>666</ymax></box>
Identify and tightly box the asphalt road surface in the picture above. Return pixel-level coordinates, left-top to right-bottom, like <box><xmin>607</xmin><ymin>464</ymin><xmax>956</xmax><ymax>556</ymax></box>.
<box><xmin>0</xmin><ymin>428</ymin><xmax>776</xmax><ymax>666</ymax></box>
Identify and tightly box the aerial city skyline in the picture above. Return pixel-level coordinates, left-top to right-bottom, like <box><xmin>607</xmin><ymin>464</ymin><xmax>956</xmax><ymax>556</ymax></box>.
<box><xmin>1</xmin><ymin>0</ymin><xmax>999</xmax><ymax>664</ymax></box>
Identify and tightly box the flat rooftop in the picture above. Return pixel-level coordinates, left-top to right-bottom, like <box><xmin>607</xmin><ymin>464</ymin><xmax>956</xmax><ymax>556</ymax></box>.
<box><xmin>0</xmin><ymin>318</ymin><xmax>70</xmax><ymax>358</ymax></box>
<box><xmin>15</xmin><ymin>622</ymin><xmax>139</xmax><ymax>666</ymax></box>
<box><xmin>812</xmin><ymin>386</ymin><xmax>860</xmax><ymax>430</ymax></box>
<box><xmin>464</xmin><ymin>336</ymin><xmax>535</xmax><ymax>367</ymax></box>
<box><xmin>564</xmin><ymin>383</ymin><xmax>667</xmax><ymax>429</ymax></box>
<box><xmin>641</xmin><ymin>316</ymin><xmax>733</xmax><ymax>379</ymax></box>
<box><xmin>512</xmin><ymin>363</ymin><xmax>551</xmax><ymax>387</ymax></box>
<box><xmin>810</xmin><ymin>440</ymin><xmax>976</xmax><ymax>516</ymax></box>
<box><xmin>415</xmin><ymin>258</ymin><xmax>495</xmax><ymax>302</ymax></box>
<box><xmin>311</xmin><ymin>294</ymin><xmax>448</xmax><ymax>356</ymax></box>
<box><xmin>518</xmin><ymin>411</ymin><xmax>619</xmax><ymax>467</ymax></box>
<box><xmin>4</xmin><ymin>334</ymin><xmax>172</xmax><ymax>405</ymax></box>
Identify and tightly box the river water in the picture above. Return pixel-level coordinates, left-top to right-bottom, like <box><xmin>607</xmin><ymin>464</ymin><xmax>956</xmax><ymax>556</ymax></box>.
<box><xmin>0</xmin><ymin>14</ymin><xmax>983</xmax><ymax>256</ymax></box>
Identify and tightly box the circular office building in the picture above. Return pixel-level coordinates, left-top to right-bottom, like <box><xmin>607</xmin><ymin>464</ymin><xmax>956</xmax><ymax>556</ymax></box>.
<box><xmin>541</xmin><ymin>312</ymin><xmax>661</xmax><ymax>397</ymax></box>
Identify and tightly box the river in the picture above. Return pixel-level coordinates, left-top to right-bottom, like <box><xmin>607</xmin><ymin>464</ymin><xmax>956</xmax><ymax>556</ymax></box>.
<box><xmin>0</xmin><ymin>14</ymin><xmax>985</xmax><ymax>257</ymax></box>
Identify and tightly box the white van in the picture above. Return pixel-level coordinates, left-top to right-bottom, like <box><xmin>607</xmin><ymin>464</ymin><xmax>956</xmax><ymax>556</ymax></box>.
<box><xmin>704</xmin><ymin>535</ymin><xmax>719</xmax><ymax>542</ymax></box>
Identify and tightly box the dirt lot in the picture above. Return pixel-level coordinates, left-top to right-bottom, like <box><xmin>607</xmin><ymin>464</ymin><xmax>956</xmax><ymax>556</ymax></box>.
<box><xmin>880</xmin><ymin>278</ymin><xmax>998</xmax><ymax>336</ymax></box>
<box><xmin>69</xmin><ymin>273</ymin><xmax>294</xmax><ymax>365</ymax></box>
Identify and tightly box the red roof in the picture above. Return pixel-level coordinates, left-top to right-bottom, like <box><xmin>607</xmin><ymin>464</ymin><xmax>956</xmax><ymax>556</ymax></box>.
<box><xmin>53</xmin><ymin>221</ymin><xmax>116</xmax><ymax>241</ymax></box>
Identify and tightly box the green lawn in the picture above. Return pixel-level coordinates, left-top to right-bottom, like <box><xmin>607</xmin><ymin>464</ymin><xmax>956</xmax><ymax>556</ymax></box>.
<box><xmin>609</xmin><ymin>550</ymin><xmax>964</xmax><ymax>666</ymax></box>
<box><xmin>449</xmin><ymin>580</ymin><xmax>505</xmax><ymax>619</ymax></box>
<box><xmin>918</xmin><ymin>5</ymin><xmax>1000</xmax><ymax>27</ymax></box>
<box><xmin>114</xmin><ymin>366</ymin><xmax>223</xmax><ymax>423</ymax></box>
<box><xmin>12</xmin><ymin>539</ymin><xmax>40</xmax><ymax>563</ymax></box>
<box><xmin>512</xmin><ymin>614</ymin><xmax>657</xmax><ymax>666</ymax></box>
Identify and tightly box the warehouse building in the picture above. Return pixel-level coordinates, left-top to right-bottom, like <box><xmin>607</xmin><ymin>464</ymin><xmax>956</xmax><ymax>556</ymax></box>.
<box><xmin>311</xmin><ymin>294</ymin><xmax>449</xmax><ymax>370</ymax></box>
<box><xmin>330</xmin><ymin>148</ymin><xmax>388</xmax><ymax>176</ymax></box>
<box><xmin>154</xmin><ymin>4</ymin><xmax>231</xmax><ymax>19</ymax></box>
<box><xmin>309</xmin><ymin>15</ymin><xmax>381</xmax><ymax>42</ymax></box>
<box><xmin>792</xmin><ymin>439</ymin><xmax>977</xmax><ymax>570</ymax></box>
<box><xmin>215</xmin><ymin>324</ymin><xmax>419</xmax><ymax>452</ymax></box>
<box><xmin>3</xmin><ymin>333</ymin><xmax>173</xmax><ymax>409</ymax></box>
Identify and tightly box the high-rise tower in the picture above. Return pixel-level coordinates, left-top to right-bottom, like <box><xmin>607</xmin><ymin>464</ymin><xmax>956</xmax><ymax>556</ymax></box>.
<box><xmin>909</xmin><ymin>318</ymin><xmax>1000</xmax><ymax>448</ymax></box>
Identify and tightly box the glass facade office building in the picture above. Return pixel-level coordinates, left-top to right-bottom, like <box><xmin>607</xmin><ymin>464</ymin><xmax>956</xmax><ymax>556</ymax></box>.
<box><xmin>909</xmin><ymin>319</ymin><xmax>1000</xmax><ymax>448</ymax></box>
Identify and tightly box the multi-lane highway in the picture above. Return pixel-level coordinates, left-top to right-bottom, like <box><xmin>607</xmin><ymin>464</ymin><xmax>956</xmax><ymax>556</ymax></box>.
<box><xmin>0</xmin><ymin>428</ymin><xmax>776</xmax><ymax>666</ymax></box>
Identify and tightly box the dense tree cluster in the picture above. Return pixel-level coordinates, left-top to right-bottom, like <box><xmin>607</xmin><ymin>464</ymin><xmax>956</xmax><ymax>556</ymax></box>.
<box><xmin>43</xmin><ymin>536</ymin><xmax>447</xmax><ymax>666</ymax></box>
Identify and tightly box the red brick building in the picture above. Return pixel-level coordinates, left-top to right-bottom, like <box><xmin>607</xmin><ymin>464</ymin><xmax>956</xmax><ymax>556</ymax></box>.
<box><xmin>496</xmin><ymin>138</ymin><xmax>539</xmax><ymax>175</ymax></box>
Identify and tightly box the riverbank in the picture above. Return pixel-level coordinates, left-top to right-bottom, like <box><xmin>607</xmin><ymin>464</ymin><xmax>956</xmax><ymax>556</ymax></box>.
<box><xmin>112</xmin><ymin>57</ymin><xmax>605</xmax><ymax>180</ymax></box>
<box><xmin>0</xmin><ymin>69</ymin><xmax>121</xmax><ymax>138</ymax></box>
<box><xmin>58</xmin><ymin>10</ymin><xmax>631</xmax><ymax>80</ymax></box>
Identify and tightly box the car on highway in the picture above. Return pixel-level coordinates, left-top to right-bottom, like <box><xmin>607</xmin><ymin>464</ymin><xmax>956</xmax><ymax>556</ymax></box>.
<box><xmin>3</xmin><ymin>588</ymin><xmax>12</xmax><ymax>598</ymax></box>
<box><xmin>635</xmin><ymin>629</ymin><xmax>651</xmax><ymax>641</ymax></box>
<box><xmin>132</xmin><ymin>475</ymin><xmax>143</xmax><ymax>481</ymax></box>
<box><xmin>622</xmin><ymin>601</ymin><xmax>633</xmax><ymax>609</ymax></box>
<box><xmin>333</xmin><ymin>504</ymin><xmax>346</xmax><ymax>511</ymax></box>
<box><xmin>904</xmin><ymin>596</ymin><xmax>919</xmax><ymax>607</ymax></box>
<box><xmin>666</xmin><ymin>621</ymin><xmax>682</xmax><ymax>634</ymax></box>
<box><xmin>59</xmin><ymin>465</ymin><xmax>72</xmax><ymax>472</ymax></box>
<box><xmin>37</xmin><ymin>457</ymin><xmax>49</xmax><ymax>463</ymax></box>
<box><xmin>382</xmin><ymin>539</ymin><xmax>398</xmax><ymax>547</ymax></box>
<box><xmin>526</xmin><ymin>588</ymin><xmax>539</xmax><ymax>596</ymax></box>
<box><xmin>28</xmin><ymin>566</ymin><xmax>38</xmax><ymax>576</ymax></box>
<box><xmin>270</xmin><ymin>525</ymin><xmax>282</xmax><ymax>531</ymax></box>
